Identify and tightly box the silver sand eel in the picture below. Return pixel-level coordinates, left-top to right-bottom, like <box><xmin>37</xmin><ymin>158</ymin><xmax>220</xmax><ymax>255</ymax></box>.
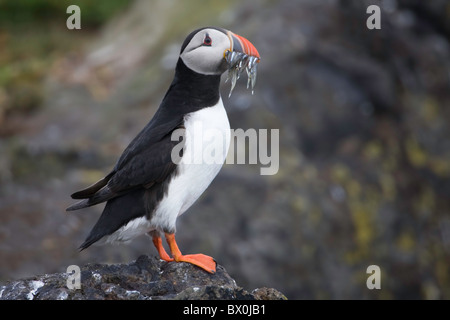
<box><xmin>225</xmin><ymin>51</ymin><xmax>260</xmax><ymax>98</ymax></box>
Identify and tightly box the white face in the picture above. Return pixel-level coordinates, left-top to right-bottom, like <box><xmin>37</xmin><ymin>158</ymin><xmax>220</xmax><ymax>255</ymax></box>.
<box><xmin>180</xmin><ymin>28</ymin><xmax>231</xmax><ymax>75</ymax></box>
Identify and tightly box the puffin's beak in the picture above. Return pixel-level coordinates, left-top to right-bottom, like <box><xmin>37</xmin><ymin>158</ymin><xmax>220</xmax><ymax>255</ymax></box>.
<box><xmin>224</xmin><ymin>30</ymin><xmax>260</xmax><ymax>97</ymax></box>
<box><xmin>227</xmin><ymin>31</ymin><xmax>260</xmax><ymax>60</ymax></box>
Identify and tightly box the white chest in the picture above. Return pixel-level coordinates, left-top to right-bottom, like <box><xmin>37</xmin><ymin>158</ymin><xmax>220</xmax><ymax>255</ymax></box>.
<box><xmin>151</xmin><ymin>98</ymin><xmax>231</xmax><ymax>232</ymax></box>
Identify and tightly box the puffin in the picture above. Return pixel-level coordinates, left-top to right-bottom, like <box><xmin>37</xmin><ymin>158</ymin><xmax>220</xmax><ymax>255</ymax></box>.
<box><xmin>66</xmin><ymin>27</ymin><xmax>260</xmax><ymax>274</ymax></box>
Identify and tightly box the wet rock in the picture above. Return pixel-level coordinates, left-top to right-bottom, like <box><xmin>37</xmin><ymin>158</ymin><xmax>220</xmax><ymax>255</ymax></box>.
<box><xmin>0</xmin><ymin>255</ymin><xmax>286</xmax><ymax>300</ymax></box>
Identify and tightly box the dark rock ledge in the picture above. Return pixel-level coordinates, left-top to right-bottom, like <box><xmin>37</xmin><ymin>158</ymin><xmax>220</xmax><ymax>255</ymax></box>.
<box><xmin>0</xmin><ymin>255</ymin><xmax>286</xmax><ymax>300</ymax></box>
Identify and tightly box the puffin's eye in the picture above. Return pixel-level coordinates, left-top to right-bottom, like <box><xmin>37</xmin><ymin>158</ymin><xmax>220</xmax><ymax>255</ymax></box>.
<box><xmin>203</xmin><ymin>35</ymin><xmax>212</xmax><ymax>46</ymax></box>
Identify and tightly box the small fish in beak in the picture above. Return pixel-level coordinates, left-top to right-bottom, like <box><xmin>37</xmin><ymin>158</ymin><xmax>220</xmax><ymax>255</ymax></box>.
<box><xmin>224</xmin><ymin>32</ymin><xmax>260</xmax><ymax>98</ymax></box>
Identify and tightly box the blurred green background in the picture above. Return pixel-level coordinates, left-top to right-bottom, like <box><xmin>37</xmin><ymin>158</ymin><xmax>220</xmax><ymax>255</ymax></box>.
<box><xmin>0</xmin><ymin>0</ymin><xmax>449</xmax><ymax>299</ymax></box>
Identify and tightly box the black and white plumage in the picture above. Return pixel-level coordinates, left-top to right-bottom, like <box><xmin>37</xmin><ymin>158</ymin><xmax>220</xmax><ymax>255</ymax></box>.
<box><xmin>67</xmin><ymin>27</ymin><xmax>260</xmax><ymax>273</ymax></box>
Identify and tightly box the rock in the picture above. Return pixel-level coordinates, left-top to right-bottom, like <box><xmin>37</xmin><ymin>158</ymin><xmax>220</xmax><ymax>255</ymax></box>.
<box><xmin>0</xmin><ymin>255</ymin><xmax>286</xmax><ymax>300</ymax></box>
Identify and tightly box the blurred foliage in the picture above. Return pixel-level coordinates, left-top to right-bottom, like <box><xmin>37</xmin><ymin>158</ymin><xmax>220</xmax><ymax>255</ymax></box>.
<box><xmin>0</xmin><ymin>0</ymin><xmax>131</xmax><ymax>28</ymax></box>
<box><xmin>0</xmin><ymin>0</ymin><xmax>132</xmax><ymax>132</ymax></box>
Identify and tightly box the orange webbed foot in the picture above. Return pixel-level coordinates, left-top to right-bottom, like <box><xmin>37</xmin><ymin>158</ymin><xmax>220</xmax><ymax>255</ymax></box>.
<box><xmin>152</xmin><ymin>234</ymin><xmax>174</xmax><ymax>262</ymax></box>
<box><xmin>165</xmin><ymin>233</ymin><xmax>217</xmax><ymax>274</ymax></box>
<box><xmin>174</xmin><ymin>253</ymin><xmax>216</xmax><ymax>274</ymax></box>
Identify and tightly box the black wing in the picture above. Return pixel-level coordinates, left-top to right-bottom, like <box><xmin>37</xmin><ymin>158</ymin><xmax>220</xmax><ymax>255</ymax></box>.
<box><xmin>66</xmin><ymin>112</ymin><xmax>185</xmax><ymax>211</ymax></box>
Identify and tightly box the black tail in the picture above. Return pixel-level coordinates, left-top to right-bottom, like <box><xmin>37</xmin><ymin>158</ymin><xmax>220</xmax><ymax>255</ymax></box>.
<box><xmin>70</xmin><ymin>171</ymin><xmax>115</xmax><ymax>199</ymax></box>
<box><xmin>66</xmin><ymin>185</ymin><xmax>117</xmax><ymax>211</ymax></box>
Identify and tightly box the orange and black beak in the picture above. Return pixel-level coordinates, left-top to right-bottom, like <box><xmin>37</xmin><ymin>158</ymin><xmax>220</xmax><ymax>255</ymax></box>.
<box><xmin>226</xmin><ymin>31</ymin><xmax>260</xmax><ymax>61</ymax></box>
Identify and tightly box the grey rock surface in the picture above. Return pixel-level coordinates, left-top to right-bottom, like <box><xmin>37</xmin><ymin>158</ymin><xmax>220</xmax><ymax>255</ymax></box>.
<box><xmin>0</xmin><ymin>255</ymin><xmax>286</xmax><ymax>300</ymax></box>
